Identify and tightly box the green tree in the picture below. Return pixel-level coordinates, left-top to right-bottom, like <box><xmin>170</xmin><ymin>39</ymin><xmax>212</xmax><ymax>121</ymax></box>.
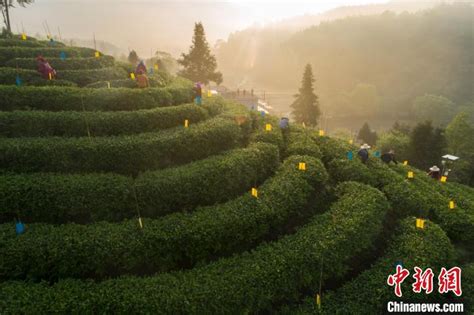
<box><xmin>128</xmin><ymin>50</ymin><xmax>139</xmax><ymax>65</ymax></box>
<box><xmin>290</xmin><ymin>64</ymin><xmax>321</xmax><ymax>126</ymax></box>
<box><xmin>357</xmin><ymin>122</ymin><xmax>377</xmax><ymax>146</ymax></box>
<box><xmin>1</xmin><ymin>0</ymin><xmax>33</xmax><ymax>34</ymax></box>
<box><xmin>445</xmin><ymin>112</ymin><xmax>474</xmax><ymax>185</ymax></box>
<box><xmin>178</xmin><ymin>22</ymin><xmax>222</xmax><ymax>85</ymax></box>
<box><xmin>408</xmin><ymin>121</ymin><xmax>446</xmax><ymax>169</ymax></box>
<box><xmin>412</xmin><ymin>94</ymin><xmax>455</xmax><ymax>126</ymax></box>
<box><xmin>391</xmin><ymin>121</ymin><xmax>411</xmax><ymax>136</ymax></box>
<box><xmin>377</xmin><ymin>130</ymin><xmax>410</xmax><ymax>161</ymax></box>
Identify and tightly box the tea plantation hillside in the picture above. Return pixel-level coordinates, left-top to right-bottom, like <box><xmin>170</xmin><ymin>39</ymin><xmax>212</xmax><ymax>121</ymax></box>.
<box><xmin>0</xmin><ymin>35</ymin><xmax>472</xmax><ymax>314</ymax></box>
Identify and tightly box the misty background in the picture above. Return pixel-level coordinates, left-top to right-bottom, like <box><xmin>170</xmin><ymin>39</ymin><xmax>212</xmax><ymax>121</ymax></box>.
<box><xmin>9</xmin><ymin>0</ymin><xmax>473</xmax><ymax>132</ymax></box>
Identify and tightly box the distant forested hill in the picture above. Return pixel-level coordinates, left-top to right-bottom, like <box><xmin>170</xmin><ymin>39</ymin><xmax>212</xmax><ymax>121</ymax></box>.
<box><xmin>217</xmin><ymin>3</ymin><xmax>473</xmax><ymax>123</ymax></box>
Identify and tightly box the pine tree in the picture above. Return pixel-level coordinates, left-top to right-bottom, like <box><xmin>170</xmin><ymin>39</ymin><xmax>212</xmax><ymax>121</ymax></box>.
<box><xmin>128</xmin><ymin>50</ymin><xmax>139</xmax><ymax>65</ymax></box>
<box><xmin>290</xmin><ymin>64</ymin><xmax>321</xmax><ymax>126</ymax></box>
<box><xmin>178</xmin><ymin>22</ymin><xmax>222</xmax><ymax>85</ymax></box>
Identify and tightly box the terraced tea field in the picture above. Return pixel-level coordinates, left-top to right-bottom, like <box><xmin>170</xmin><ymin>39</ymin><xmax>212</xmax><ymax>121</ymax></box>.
<box><xmin>0</xmin><ymin>35</ymin><xmax>472</xmax><ymax>314</ymax></box>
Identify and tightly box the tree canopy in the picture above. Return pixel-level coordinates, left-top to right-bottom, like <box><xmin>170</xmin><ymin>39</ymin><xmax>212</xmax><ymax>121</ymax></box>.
<box><xmin>178</xmin><ymin>22</ymin><xmax>222</xmax><ymax>85</ymax></box>
<box><xmin>290</xmin><ymin>64</ymin><xmax>321</xmax><ymax>126</ymax></box>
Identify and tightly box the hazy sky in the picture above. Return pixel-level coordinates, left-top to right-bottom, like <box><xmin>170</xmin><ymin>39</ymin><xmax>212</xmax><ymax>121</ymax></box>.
<box><xmin>10</xmin><ymin>0</ymin><xmax>390</xmax><ymax>56</ymax></box>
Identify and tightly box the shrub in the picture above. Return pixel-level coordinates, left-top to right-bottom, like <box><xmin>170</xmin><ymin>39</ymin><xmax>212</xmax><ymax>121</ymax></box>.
<box><xmin>0</xmin><ymin>103</ymin><xmax>213</xmax><ymax>137</ymax></box>
<box><xmin>312</xmin><ymin>135</ymin><xmax>355</xmax><ymax>165</ymax></box>
<box><xmin>0</xmin><ymin>47</ymin><xmax>96</xmax><ymax>65</ymax></box>
<box><xmin>0</xmin><ymin>155</ymin><xmax>326</xmax><ymax>281</ymax></box>
<box><xmin>249</xmin><ymin>115</ymin><xmax>284</xmax><ymax>151</ymax></box>
<box><xmin>0</xmin><ymin>143</ymin><xmax>279</xmax><ymax>224</ymax></box>
<box><xmin>136</xmin><ymin>142</ymin><xmax>280</xmax><ymax>217</ymax></box>
<box><xmin>286</xmin><ymin>129</ymin><xmax>322</xmax><ymax>159</ymax></box>
<box><xmin>0</xmin><ymin>38</ymin><xmax>65</xmax><ymax>48</ymax></box>
<box><xmin>85</xmin><ymin>72</ymin><xmax>173</xmax><ymax>89</ymax></box>
<box><xmin>388</xmin><ymin>165</ymin><xmax>474</xmax><ymax>245</ymax></box>
<box><xmin>289</xmin><ymin>217</ymin><xmax>455</xmax><ymax>314</ymax></box>
<box><xmin>0</xmin><ymin>85</ymin><xmax>193</xmax><ymax>111</ymax></box>
<box><xmin>0</xmin><ymin>117</ymin><xmax>243</xmax><ymax>175</ymax></box>
<box><xmin>0</xmin><ymin>67</ymin><xmax>128</xmax><ymax>86</ymax></box>
<box><xmin>318</xmin><ymin>143</ymin><xmax>474</xmax><ymax>246</ymax></box>
<box><xmin>464</xmin><ymin>263</ymin><xmax>474</xmax><ymax>311</ymax></box>
<box><xmin>4</xmin><ymin>56</ymin><xmax>115</xmax><ymax>70</ymax></box>
<box><xmin>0</xmin><ymin>181</ymin><xmax>388</xmax><ymax>313</ymax></box>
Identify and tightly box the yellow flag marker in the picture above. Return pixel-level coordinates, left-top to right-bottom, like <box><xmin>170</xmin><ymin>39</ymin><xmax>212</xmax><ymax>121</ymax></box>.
<box><xmin>107</xmin><ymin>81</ymin><xmax>111</xmax><ymax>89</ymax></box>
<box><xmin>298</xmin><ymin>162</ymin><xmax>306</xmax><ymax>171</ymax></box>
<box><xmin>95</xmin><ymin>51</ymin><xmax>100</xmax><ymax>58</ymax></box>
<box><xmin>48</xmin><ymin>72</ymin><xmax>52</xmax><ymax>80</ymax></box>
<box><xmin>403</xmin><ymin>160</ymin><xmax>408</xmax><ymax>166</ymax></box>
<box><xmin>138</xmin><ymin>217</ymin><xmax>143</xmax><ymax>229</ymax></box>
<box><xmin>207</xmin><ymin>90</ymin><xmax>212</xmax><ymax>97</ymax></box>
<box><xmin>184</xmin><ymin>119</ymin><xmax>189</xmax><ymax>128</ymax></box>
<box><xmin>130</xmin><ymin>72</ymin><xmax>136</xmax><ymax>80</ymax></box>
<box><xmin>416</xmin><ymin>218</ymin><xmax>425</xmax><ymax>229</ymax></box>
<box><xmin>316</xmin><ymin>294</ymin><xmax>321</xmax><ymax>308</ymax></box>
<box><xmin>349</xmin><ymin>139</ymin><xmax>353</xmax><ymax>144</ymax></box>
<box><xmin>251</xmin><ymin>187</ymin><xmax>258</xmax><ymax>198</ymax></box>
<box><xmin>302</xmin><ymin>122</ymin><xmax>306</xmax><ymax>128</ymax></box>
<box><xmin>265</xmin><ymin>123</ymin><xmax>272</xmax><ymax>131</ymax></box>
<box><xmin>449</xmin><ymin>201</ymin><xmax>455</xmax><ymax>209</ymax></box>
<box><xmin>440</xmin><ymin>176</ymin><xmax>447</xmax><ymax>183</ymax></box>
<box><xmin>407</xmin><ymin>171</ymin><xmax>414</xmax><ymax>179</ymax></box>
<box><xmin>154</xmin><ymin>64</ymin><xmax>158</xmax><ymax>70</ymax></box>
<box><xmin>319</xmin><ymin>129</ymin><xmax>325</xmax><ymax>136</ymax></box>
<box><xmin>21</xmin><ymin>33</ymin><xmax>27</xmax><ymax>40</ymax></box>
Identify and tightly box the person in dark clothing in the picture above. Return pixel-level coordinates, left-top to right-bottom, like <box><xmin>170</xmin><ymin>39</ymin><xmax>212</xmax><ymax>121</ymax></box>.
<box><xmin>194</xmin><ymin>83</ymin><xmax>202</xmax><ymax>105</ymax></box>
<box><xmin>357</xmin><ymin>143</ymin><xmax>370</xmax><ymax>164</ymax></box>
<box><xmin>427</xmin><ymin>165</ymin><xmax>441</xmax><ymax>180</ymax></box>
<box><xmin>381</xmin><ymin>149</ymin><xmax>398</xmax><ymax>164</ymax></box>
<box><xmin>279</xmin><ymin>117</ymin><xmax>289</xmax><ymax>129</ymax></box>
<box><xmin>135</xmin><ymin>60</ymin><xmax>147</xmax><ymax>75</ymax></box>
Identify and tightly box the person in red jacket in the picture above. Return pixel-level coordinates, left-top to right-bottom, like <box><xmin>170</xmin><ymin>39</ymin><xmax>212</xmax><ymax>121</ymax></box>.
<box><xmin>36</xmin><ymin>55</ymin><xmax>56</xmax><ymax>80</ymax></box>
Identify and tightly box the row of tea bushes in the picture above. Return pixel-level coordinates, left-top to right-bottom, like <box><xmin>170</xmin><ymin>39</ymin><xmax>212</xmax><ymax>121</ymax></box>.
<box><xmin>0</xmin><ymin>143</ymin><xmax>279</xmax><ymax>223</ymax></box>
<box><xmin>0</xmin><ymin>103</ymin><xmax>213</xmax><ymax>137</ymax></box>
<box><xmin>385</xmin><ymin>164</ymin><xmax>474</xmax><ymax>246</ymax></box>
<box><xmin>287</xmin><ymin>217</ymin><xmax>455</xmax><ymax>314</ymax></box>
<box><xmin>0</xmin><ymin>181</ymin><xmax>389</xmax><ymax>313</ymax></box>
<box><xmin>0</xmin><ymin>85</ymin><xmax>193</xmax><ymax>111</ymax></box>
<box><xmin>286</xmin><ymin>129</ymin><xmax>323</xmax><ymax>159</ymax></box>
<box><xmin>309</xmin><ymin>136</ymin><xmax>474</xmax><ymax>246</ymax></box>
<box><xmin>0</xmin><ymin>67</ymin><xmax>127</xmax><ymax>86</ymax></box>
<box><xmin>0</xmin><ymin>117</ymin><xmax>243</xmax><ymax>175</ymax></box>
<box><xmin>0</xmin><ymin>38</ymin><xmax>65</xmax><ymax>48</ymax></box>
<box><xmin>0</xmin><ymin>46</ymin><xmax>97</xmax><ymax>65</ymax></box>
<box><xmin>5</xmin><ymin>56</ymin><xmax>115</xmax><ymax>70</ymax></box>
<box><xmin>0</xmin><ymin>155</ymin><xmax>324</xmax><ymax>280</ymax></box>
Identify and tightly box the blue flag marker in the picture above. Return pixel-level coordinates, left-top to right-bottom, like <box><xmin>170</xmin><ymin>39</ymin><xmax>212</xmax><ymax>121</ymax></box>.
<box><xmin>149</xmin><ymin>67</ymin><xmax>154</xmax><ymax>74</ymax></box>
<box><xmin>374</xmin><ymin>151</ymin><xmax>381</xmax><ymax>158</ymax></box>
<box><xmin>347</xmin><ymin>151</ymin><xmax>353</xmax><ymax>160</ymax></box>
<box><xmin>60</xmin><ymin>51</ymin><xmax>66</xmax><ymax>60</ymax></box>
<box><xmin>260</xmin><ymin>111</ymin><xmax>265</xmax><ymax>117</ymax></box>
<box><xmin>15</xmin><ymin>221</ymin><xmax>25</xmax><ymax>235</ymax></box>
<box><xmin>15</xmin><ymin>75</ymin><xmax>22</xmax><ymax>86</ymax></box>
